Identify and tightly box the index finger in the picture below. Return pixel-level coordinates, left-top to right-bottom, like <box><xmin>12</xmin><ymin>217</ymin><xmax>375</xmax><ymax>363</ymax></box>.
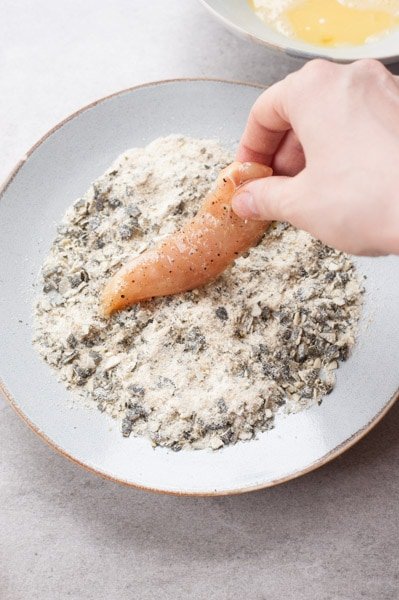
<box><xmin>236</xmin><ymin>78</ymin><xmax>292</xmax><ymax>165</ymax></box>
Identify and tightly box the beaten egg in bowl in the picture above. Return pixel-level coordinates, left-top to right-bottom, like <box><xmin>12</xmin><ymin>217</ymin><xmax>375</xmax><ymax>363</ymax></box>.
<box><xmin>249</xmin><ymin>0</ymin><xmax>399</xmax><ymax>47</ymax></box>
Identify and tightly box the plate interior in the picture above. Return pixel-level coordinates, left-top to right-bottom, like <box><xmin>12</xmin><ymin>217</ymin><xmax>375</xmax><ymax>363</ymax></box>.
<box><xmin>0</xmin><ymin>79</ymin><xmax>398</xmax><ymax>494</ymax></box>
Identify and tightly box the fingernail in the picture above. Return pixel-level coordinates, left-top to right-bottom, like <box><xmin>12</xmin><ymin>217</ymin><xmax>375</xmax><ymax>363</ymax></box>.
<box><xmin>232</xmin><ymin>190</ymin><xmax>259</xmax><ymax>219</ymax></box>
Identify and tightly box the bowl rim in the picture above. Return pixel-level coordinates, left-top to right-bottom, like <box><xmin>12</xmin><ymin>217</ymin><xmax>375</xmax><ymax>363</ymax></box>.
<box><xmin>198</xmin><ymin>0</ymin><xmax>399</xmax><ymax>64</ymax></box>
<box><xmin>1</xmin><ymin>77</ymin><xmax>398</xmax><ymax>496</ymax></box>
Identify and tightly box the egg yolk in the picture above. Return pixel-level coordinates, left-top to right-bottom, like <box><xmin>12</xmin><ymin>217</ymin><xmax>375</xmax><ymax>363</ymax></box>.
<box><xmin>286</xmin><ymin>0</ymin><xmax>399</xmax><ymax>46</ymax></box>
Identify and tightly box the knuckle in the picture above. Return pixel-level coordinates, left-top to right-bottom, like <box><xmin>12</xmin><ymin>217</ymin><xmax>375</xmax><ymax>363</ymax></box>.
<box><xmin>288</xmin><ymin>60</ymin><xmax>337</xmax><ymax>101</ymax></box>
<box><xmin>350</xmin><ymin>58</ymin><xmax>388</xmax><ymax>80</ymax></box>
<box><xmin>252</xmin><ymin>92</ymin><xmax>268</xmax><ymax>119</ymax></box>
<box><xmin>301</xmin><ymin>59</ymin><xmax>333</xmax><ymax>80</ymax></box>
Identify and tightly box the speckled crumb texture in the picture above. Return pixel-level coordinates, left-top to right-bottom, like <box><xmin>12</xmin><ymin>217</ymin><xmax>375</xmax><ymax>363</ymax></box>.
<box><xmin>33</xmin><ymin>135</ymin><xmax>364</xmax><ymax>451</ymax></box>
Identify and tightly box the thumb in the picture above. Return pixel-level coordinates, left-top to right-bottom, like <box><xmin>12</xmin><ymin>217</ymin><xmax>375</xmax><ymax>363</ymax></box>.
<box><xmin>232</xmin><ymin>175</ymin><xmax>299</xmax><ymax>222</ymax></box>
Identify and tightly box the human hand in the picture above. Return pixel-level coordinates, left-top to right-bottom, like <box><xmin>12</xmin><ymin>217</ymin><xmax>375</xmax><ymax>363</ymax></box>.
<box><xmin>232</xmin><ymin>59</ymin><xmax>399</xmax><ymax>255</ymax></box>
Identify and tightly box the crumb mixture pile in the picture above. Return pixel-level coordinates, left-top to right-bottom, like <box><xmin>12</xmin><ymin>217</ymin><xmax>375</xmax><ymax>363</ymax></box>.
<box><xmin>34</xmin><ymin>135</ymin><xmax>364</xmax><ymax>451</ymax></box>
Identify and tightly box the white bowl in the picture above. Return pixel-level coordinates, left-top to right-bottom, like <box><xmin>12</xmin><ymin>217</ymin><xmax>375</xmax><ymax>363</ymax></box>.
<box><xmin>0</xmin><ymin>79</ymin><xmax>398</xmax><ymax>495</ymax></box>
<box><xmin>200</xmin><ymin>0</ymin><xmax>399</xmax><ymax>63</ymax></box>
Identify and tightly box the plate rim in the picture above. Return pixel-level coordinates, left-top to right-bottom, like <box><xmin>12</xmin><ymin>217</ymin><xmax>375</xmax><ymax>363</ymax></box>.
<box><xmin>1</xmin><ymin>77</ymin><xmax>398</xmax><ymax>496</ymax></box>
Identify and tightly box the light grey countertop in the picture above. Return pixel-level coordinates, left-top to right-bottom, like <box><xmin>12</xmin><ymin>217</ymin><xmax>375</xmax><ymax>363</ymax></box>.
<box><xmin>1</xmin><ymin>1</ymin><xmax>398</xmax><ymax>598</ymax></box>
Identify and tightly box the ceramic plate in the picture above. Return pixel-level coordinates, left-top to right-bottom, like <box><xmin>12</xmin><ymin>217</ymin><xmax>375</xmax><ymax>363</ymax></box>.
<box><xmin>0</xmin><ymin>79</ymin><xmax>398</xmax><ymax>495</ymax></box>
<box><xmin>200</xmin><ymin>0</ymin><xmax>399</xmax><ymax>63</ymax></box>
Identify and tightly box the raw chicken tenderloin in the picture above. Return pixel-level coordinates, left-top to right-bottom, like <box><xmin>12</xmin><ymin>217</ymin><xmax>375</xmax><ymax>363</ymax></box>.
<box><xmin>101</xmin><ymin>161</ymin><xmax>272</xmax><ymax>315</ymax></box>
